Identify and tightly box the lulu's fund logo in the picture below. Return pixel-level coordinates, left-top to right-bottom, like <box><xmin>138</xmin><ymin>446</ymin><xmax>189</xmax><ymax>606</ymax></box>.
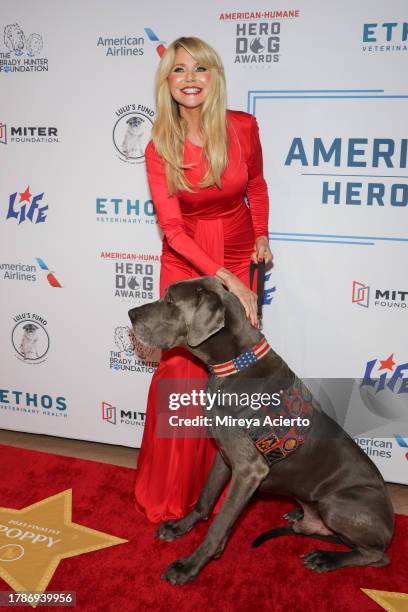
<box><xmin>6</xmin><ymin>186</ymin><xmax>48</xmax><ymax>224</ymax></box>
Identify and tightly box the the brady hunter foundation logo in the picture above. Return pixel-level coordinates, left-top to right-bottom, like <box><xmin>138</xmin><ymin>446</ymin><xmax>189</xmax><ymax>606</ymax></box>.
<box><xmin>394</xmin><ymin>435</ymin><xmax>408</xmax><ymax>461</ymax></box>
<box><xmin>0</xmin><ymin>257</ymin><xmax>61</xmax><ymax>286</ymax></box>
<box><xmin>360</xmin><ymin>354</ymin><xmax>408</xmax><ymax>420</ymax></box>
<box><xmin>1</xmin><ymin>23</ymin><xmax>48</xmax><ymax>73</ymax></box>
<box><xmin>284</xmin><ymin>136</ymin><xmax>408</xmax><ymax>207</ymax></box>
<box><xmin>96</xmin><ymin>196</ymin><xmax>157</xmax><ymax>225</ymax></box>
<box><xmin>97</xmin><ymin>33</ymin><xmax>144</xmax><ymax>57</ymax></box>
<box><xmin>11</xmin><ymin>313</ymin><xmax>50</xmax><ymax>364</ymax></box>
<box><xmin>101</xmin><ymin>401</ymin><xmax>145</xmax><ymax>428</ymax></box>
<box><xmin>0</xmin><ymin>388</ymin><xmax>67</xmax><ymax>418</ymax></box>
<box><xmin>100</xmin><ymin>251</ymin><xmax>159</xmax><ymax>302</ymax></box>
<box><xmin>109</xmin><ymin>326</ymin><xmax>160</xmax><ymax>373</ymax></box>
<box><xmin>219</xmin><ymin>10</ymin><xmax>300</xmax><ymax>67</ymax></box>
<box><xmin>6</xmin><ymin>186</ymin><xmax>48</xmax><ymax>224</ymax></box>
<box><xmin>352</xmin><ymin>281</ymin><xmax>407</xmax><ymax>309</ymax></box>
<box><xmin>362</xmin><ymin>22</ymin><xmax>408</xmax><ymax>53</ymax></box>
<box><xmin>113</xmin><ymin>104</ymin><xmax>154</xmax><ymax>164</ymax></box>
<box><xmin>0</xmin><ymin>122</ymin><xmax>59</xmax><ymax>144</ymax></box>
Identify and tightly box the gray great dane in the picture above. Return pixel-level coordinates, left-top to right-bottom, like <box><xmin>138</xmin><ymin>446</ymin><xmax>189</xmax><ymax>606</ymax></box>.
<box><xmin>128</xmin><ymin>276</ymin><xmax>394</xmax><ymax>585</ymax></box>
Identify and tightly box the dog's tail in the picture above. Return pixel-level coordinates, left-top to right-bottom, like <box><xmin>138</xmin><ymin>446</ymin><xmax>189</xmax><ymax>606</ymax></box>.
<box><xmin>252</xmin><ymin>526</ymin><xmax>342</xmax><ymax>548</ymax></box>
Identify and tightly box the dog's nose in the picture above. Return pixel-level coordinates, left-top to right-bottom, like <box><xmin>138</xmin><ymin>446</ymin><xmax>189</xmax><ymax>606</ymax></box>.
<box><xmin>128</xmin><ymin>308</ymin><xmax>138</xmax><ymax>323</ymax></box>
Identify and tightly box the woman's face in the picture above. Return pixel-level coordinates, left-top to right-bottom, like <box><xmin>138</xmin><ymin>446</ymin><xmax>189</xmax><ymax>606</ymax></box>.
<box><xmin>167</xmin><ymin>46</ymin><xmax>212</xmax><ymax>112</ymax></box>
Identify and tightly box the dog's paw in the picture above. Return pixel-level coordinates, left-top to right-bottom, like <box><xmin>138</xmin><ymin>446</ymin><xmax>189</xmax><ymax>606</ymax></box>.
<box><xmin>284</xmin><ymin>508</ymin><xmax>304</xmax><ymax>523</ymax></box>
<box><xmin>156</xmin><ymin>519</ymin><xmax>192</xmax><ymax>541</ymax></box>
<box><xmin>302</xmin><ymin>549</ymin><xmax>339</xmax><ymax>572</ymax></box>
<box><xmin>161</xmin><ymin>558</ymin><xmax>197</xmax><ymax>585</ymax></box>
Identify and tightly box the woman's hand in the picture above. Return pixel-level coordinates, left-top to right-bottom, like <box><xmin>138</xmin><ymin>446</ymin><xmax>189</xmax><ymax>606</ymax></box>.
<box><xmin>251</xmin><ymin>235</ymin><xmax>273</xmax><ymax>267</ymax></box>
<box><xmin>215</xmin><ymin>267</ymin><xmax>259</xmax><ymax>328</ymax></box>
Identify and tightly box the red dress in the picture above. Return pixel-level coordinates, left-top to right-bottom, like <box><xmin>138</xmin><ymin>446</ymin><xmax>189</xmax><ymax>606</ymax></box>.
<box><xmin>134</xmin><ymin>110</ymin><xmax>269</xmax><ymax>522</ymax></box>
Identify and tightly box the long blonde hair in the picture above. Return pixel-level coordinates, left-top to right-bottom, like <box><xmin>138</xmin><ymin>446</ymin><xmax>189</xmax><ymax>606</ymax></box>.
<box><xmin>151</xmin><ymin>37</ymin><xmax>228</xmax><ymax>194</ymax></box>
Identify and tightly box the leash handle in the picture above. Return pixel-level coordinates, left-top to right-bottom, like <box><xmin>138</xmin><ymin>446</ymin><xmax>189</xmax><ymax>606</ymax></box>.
<box><xmin>249</xmin><ymin>260</ymin><xmax>265</xmax><ymax>322</ymax></box>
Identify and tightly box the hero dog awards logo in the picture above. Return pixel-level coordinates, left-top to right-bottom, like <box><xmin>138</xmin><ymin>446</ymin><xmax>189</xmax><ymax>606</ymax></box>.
<box><xmin>113</xmin><ymin>104</ymin><xmax>154</xmax><ymax>164</ymax></box>
<box><xmin>11</xmin><ymin>313</ymin><xmax>50</xmax><ymax>364</ymax></box>
<box><xmin>1</xmin><ymin>23</ymin><xmax>47</xmax><ymax>73</ymax></box>
<box><xmin>100</xmin><ymin>251</ymin><xmax>159</xmax><ymax>302</ymax></box>
<box><xmin>219</xmin><ymin>10</ymin><xmax>300</xmax><ymax>67</ymax></box>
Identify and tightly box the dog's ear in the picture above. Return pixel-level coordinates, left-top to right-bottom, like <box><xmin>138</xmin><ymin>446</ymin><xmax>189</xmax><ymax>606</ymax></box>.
<box><xmin>187</xmin><ymin>287</ymin><xmax>225</xmax><ymax>347</ymax></box>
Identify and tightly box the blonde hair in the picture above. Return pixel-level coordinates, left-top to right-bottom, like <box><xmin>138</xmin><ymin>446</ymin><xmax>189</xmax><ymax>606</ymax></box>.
<box><xmin>151</xmin><ymin>37</ymin><xmax>228</xmax><ymax>194</ymax></box>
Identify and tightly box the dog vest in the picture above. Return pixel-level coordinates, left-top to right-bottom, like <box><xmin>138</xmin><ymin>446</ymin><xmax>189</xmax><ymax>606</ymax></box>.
<box><xmin>208</xmin><ymin>339</ymin><xmax>314</xmax><ymax>467</ymax></box>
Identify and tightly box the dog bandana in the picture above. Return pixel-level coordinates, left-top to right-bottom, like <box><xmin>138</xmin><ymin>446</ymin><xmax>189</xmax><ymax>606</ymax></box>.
<box><xmin>208</xmin><ymin>341</ymin><xmax>313</xmax><ymax>467</ymax></box>
<box><xmin>208</xmin><ymin>338</ymin><xmax>271</xmax><ymax>377</ymax></box>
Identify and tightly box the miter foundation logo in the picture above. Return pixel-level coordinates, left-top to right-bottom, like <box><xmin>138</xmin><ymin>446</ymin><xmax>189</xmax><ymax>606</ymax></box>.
<box><xmin>6</xmin><ymin>186</ymin><xmax>48</xmax><ymax>224</ymax></box>
<box><xmin>352</xmin><ymin>281</ymin><xmax>407</xmax><ymax>309</ymax></box>
<box><xmin>0</xmin><ymin>123</ymin><xmax>59</xmax><ymax>143</ymax></box>
<box><xmin>1</xmin><ymin>23</ymin><xmax>48</xmax><ymax>73</ymax></box>
<box><xmin>97</xmin><ymin>33</ymin><xmax>144</xmax><ymax>56</ymax></box>
<box><xmin>362</xmin><ymin>21</ymin><xmax>408</xmax><ymax>52</ymax></box>
<box><xmin>100</xmin><ymin>251</ymin><xmax>159</xmax><ymax>303</ymax></box>
<box><xmin>109</xmin><ymin>326</ymin><xmax>159</xmax><ymax>373</ymax></box>
<box><xmin>359</xmin><ymin>354</ymin><xmax>408</xmax><ymax>421</ymax></box>
<box><xmin>11</xmin><ymin>313</ymin><xmax>49</xmax><ymax>364</ymax></box>
<box><xmin>0</xmin><ymin>388</ymin><xmax>67</xmax><ymax>418</ymax></box>
<box><xmin>101</xmin><ymin>401</ymin><xmax>146</xmax><ymax>427</ymax></box>
<box><xmin>113</xmin><ymin>104</ymin><xmax>154</xmax><ymax>164</ymax></box>
<box><xmin>96</xmin><ymin>196</ymin><xmax>157</xmax><ymax>225</ymax></box>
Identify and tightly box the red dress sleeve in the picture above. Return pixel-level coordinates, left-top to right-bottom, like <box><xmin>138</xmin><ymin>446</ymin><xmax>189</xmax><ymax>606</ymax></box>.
<box><xmin>246</xmin><ymin>116</ymin><xmax>269</xmax><ymax>239</ymax></box>
<box><xmin>145</xmin><ymin>142</ymin><xmax>222</xmax><ymax>276</ymax></box>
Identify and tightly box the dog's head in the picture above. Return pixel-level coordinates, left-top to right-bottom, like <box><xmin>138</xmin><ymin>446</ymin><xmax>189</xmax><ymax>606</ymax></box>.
<box><xmin>126</xmin><ymin>116</ymin><xmax>144</xmax><ymax>133</ymax></box>
<box><xmin>128</xmin><ymin>276</ymin><xmax>228</xmax><ymax>351</ymax></box>
<box><xmin>22</xmin><ymin>323</ymin><xmax>38</xmax><ymax>336</ymax></box>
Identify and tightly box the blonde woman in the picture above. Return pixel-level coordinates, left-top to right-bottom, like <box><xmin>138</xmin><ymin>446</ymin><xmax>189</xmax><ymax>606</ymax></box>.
<box><xmin>134</xmin><ymin>36</ymin><xmax>272</xmax><ymax>522</ymax></box>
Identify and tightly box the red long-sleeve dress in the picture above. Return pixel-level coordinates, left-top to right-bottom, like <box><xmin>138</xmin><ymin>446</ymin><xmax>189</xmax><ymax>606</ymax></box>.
<box><xmin>134</xmin><ymin>109</ymin><xmax>269</xmax><ymax>523</ymax></box>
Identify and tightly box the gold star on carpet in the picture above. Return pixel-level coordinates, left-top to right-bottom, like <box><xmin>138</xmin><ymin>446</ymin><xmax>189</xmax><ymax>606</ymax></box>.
<box><xmin>361</xmin><ymin>589</ymin><xmax>408</xmax><ymax>611</ymax></box>
<box><xmin>0</xmin><ymin>490</ymin><xmax>127</xmax><ymax>607</ymax></box>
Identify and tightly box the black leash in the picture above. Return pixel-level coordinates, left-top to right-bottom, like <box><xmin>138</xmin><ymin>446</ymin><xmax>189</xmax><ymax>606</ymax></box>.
<box><xmin>249</xmin><ymin>260</ymin><xmax>265</xmax><ymax>323</ymax></box>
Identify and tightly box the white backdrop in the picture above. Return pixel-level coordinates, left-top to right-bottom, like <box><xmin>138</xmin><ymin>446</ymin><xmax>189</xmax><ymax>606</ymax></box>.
<box><xmin>1</xmin><ymin>0</ymin><xmax>407</xmax><ymax>484</ymax></box>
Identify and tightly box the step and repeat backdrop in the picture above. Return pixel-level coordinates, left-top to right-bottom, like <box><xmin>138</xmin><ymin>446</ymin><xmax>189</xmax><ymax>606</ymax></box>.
<box><xmin>1</xmin><ymin>0</ymin><xmax>407</xmax><ymax>483</ymax></box>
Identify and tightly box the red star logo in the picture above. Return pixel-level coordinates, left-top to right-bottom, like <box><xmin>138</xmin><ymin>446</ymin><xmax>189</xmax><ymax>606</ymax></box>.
<box><xmin>378</xmin><ymin>354</ymin><xmax>395</xmax><ymax>371</ymax></box>
<box><xmin>19</xmin><ymin>186</ymin><xmax>32</xmax><ymax>203</ymax></box>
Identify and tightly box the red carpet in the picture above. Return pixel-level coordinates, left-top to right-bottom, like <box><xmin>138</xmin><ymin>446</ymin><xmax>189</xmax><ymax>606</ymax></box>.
<box><xmin>0</xmin><ymin>444</ymin><xmax>407</xmax><ymax>612</ymax></box>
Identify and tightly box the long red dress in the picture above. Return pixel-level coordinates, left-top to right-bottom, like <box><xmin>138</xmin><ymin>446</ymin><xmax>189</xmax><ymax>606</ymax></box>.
<box><xmin>134</xmin><ymin>109</ymin><xmax>269</xmax><ymax>522</ymax></box>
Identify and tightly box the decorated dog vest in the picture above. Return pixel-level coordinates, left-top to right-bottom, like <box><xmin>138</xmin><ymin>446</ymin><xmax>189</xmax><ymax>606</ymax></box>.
<box><xmin>208</xmin><ymin>339</ymin><xmax>314</xmax><ymax>467</ymax></box>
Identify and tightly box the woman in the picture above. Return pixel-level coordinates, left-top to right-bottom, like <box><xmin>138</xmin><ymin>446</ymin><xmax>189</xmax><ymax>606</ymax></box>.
<box><xmin>134</xmin><ymin>36</ymin><xmax>273</xmax><ymax>523</ymax></box>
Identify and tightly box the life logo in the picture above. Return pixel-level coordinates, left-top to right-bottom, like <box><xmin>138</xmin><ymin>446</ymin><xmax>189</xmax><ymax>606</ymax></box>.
<box><xmin>362</xmin><ymin>22</ymin><xmax>408</xmax><ymax>52</ymax></box>
<box><xmin>359</xmin><ymin>354</ymin><xmax>408</xmax><ymax>421</ymax></box>
<box><xmin>394</xmin><ymin>435</ymin><xmax>408</xmax><ymax>461</ymax></box>
<box><xmin>6</xmin><ymin>186</ymin><xmax>48</xmax><ymax>224</ymax></box>
<box><xmin>1</xmin><ymin>23</ymin><xmax>48</xmax><ymax>73</ymax></box>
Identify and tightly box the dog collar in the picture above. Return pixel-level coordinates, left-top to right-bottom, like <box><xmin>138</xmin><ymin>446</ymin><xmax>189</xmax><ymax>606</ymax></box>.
<box><xmin>208</xmin><ymin>338</ymin><xmax>271</xmax><ymax>377</ymax></box>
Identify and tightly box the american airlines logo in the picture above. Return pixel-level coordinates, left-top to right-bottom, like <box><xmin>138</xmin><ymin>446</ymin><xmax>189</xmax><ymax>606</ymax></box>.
<box><xmin>352</xmin><ymin>281</ymin><xmax>408</xmax><ymax>310</ymax></box>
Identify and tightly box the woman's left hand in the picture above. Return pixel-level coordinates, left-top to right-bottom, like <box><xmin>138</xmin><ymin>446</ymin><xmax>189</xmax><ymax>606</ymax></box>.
<box><xmin>251</xmin><ymin>235</ymin><xmax>273</xmax><ymax>267</ymax></box>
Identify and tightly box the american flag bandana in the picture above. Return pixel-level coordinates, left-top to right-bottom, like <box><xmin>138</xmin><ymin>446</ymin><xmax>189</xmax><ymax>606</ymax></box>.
<box><xmin>208</xmin><ymin>338</ymin><xmax>271</xmax><ymax>377</ymax></box>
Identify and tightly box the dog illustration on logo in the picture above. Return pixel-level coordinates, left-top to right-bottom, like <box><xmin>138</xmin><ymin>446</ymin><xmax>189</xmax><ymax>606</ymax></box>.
<box><xmin>121</xmin><ymin>116</ymin><xmax>145</xmax><ymax>159</ymax></box>
<box><xmin>27</xmin><ymin>33</ymin><xmax>43</xmax><ymax>56</ymax></box>
<box><xmin>4</xmin><ymin>24</ymin><xmax>25</xmax><ymax>55</ymax></box>
<box><xmin>19</xmin><ymin>323</ymin><xmax>40</xmax><ymax>360</ymax></box>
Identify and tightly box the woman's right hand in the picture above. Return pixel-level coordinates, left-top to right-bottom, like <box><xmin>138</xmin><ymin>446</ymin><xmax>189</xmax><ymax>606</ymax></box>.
<box><xmin>215</xmin><ymin>267</ymin><xmax>259</xmax><ymax>328</ymax></box>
